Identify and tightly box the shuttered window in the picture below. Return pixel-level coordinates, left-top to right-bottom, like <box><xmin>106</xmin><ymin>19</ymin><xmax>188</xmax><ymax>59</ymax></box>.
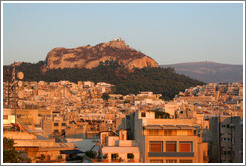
<box><xmin>150</xmin><ymin>141</ymin><xmax>163</xmax><ymax>152</ymax></box>
<box><xmin>166</xmin><ymin>141</ymin><xmax>176</xmax><ymax>152</ymax></box>
<box><xmin>179</xmin><ymin>142</ymin><xmax>192</xmax><ymax>152</ymax></box>
<box><xmin>149</xmin><ymin>129</ymin><xmax>159</xmax><ymax>136</ymax></box>
<box><xmin>3</xmin><ymin>115</ymin><xmax>8</xmax><ymax>119</ymax></box>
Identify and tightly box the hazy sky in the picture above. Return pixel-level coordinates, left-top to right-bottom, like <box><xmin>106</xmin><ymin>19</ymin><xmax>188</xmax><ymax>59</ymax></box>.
<box><xmin>3</xmin><ymin>2</ymin><xmax>244</xmax><ymax>65</ymax></box>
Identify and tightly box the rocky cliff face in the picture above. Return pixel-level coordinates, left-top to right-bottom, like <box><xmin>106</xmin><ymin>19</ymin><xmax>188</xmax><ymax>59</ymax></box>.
<box><xmin>43</xmin><ymin>39</ymin><xmax>159</xmax><ymax>71</ymax></box>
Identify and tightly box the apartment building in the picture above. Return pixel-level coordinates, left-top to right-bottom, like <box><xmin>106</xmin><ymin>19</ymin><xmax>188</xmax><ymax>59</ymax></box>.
<box><xmin>133</xmin><ymin>110</ymin><xmax>208</xmax><ymax>163</ymax></box>
<box><xmin>208</xmin><ymin>116</ymin><xmax>243</xmax><ymax>163</ymax></box>
<box><xmin>99</xmin><ymin>130</ymin><xmax>140</xmax><ymax>163</ymax></box>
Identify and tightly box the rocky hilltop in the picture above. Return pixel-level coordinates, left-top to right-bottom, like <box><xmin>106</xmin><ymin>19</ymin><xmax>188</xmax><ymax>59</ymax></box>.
<box><xmin>43</xmin><ymin>39</ymin><xmax>159</xmax><ymax>71</ymax></box>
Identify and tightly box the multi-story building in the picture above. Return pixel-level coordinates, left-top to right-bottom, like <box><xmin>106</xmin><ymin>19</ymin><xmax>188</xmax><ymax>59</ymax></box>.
<box><xmin>208</xmin><ymin>116</ymin><xmax>243</xmax><ymax>163</ymax></box>
<box><xmin>132</xmin><ymin>110</ymin><xmax>208</xmax><ymax>163</ymax></box>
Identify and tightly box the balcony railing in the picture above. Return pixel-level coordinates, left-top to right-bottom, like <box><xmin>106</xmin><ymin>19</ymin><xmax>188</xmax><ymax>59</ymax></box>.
<box><xmin>148</xmin><ymin>152</ymin><xmax>194</xmax><ymax>157</ymax></box>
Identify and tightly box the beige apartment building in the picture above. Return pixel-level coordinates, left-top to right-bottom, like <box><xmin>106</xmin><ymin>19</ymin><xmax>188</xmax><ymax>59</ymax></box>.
<box><xmin>99</xmin><ymin>130</ymin><xmax>140</xmax><ymax>163</ymax></box>
<box><xmin>133</xmin><ymin>110</ymin><xmax>208</xmax><ymax>163</ymax></box>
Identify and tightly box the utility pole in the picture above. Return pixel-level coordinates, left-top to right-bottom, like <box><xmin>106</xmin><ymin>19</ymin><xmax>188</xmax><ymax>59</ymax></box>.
<box><xmin>14</xmin><ymin>83</ymin><xmax>17</xmax><ymax>124</ymax></box>
<box><xmin>7</xmin><ymin>69</ymin><xmax>11</xmax><ymax>106</ymax></box>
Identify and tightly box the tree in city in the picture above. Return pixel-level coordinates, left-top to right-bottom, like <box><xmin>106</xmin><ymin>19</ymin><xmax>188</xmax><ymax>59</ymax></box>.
<box><xmin>3</xmin><ymin>137</ymin><xmax>25</xmax><ymax>163</ymax></box>
<box><xmin>85</xmin><ymin>150</ymin><xmax>97</xmax><ymax>159</ymax></box>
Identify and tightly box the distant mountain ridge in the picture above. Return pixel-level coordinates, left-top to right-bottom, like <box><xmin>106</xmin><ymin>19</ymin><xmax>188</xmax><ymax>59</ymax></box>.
<box><xmin>160</xmin><ymin>61</ymin><xmax>243</xmax><ymax>83</ymax></box>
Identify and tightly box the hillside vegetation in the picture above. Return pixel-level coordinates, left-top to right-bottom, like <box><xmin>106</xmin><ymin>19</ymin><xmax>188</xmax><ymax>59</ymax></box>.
<box><xmin>3</xmin><ymin>60</ymin><xmax>204</xmax><ymax>100</ymax></box>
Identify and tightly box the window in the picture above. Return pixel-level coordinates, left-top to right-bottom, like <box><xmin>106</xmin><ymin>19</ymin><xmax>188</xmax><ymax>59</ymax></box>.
<box><xmin>150</xmin><ymin>141</ymin><xmax>163</xmax><ymax>152</ymax></box>
<box><xmin>62</xmin><ymin>123</ymin><xmax>66</xmax><ymax>126</ymax></box>
<box><xmin>193</xmin><ymin>130</ymin><xmax>197</xmax><ymax>135</ymax></box>
<box><xmin>166</xmin><ymin>141</ymin><xmax>177</xmax><ymax>152</ymax></box>
<box><xmin>127</xmin><ymin>153</ymin><xmax>134</xmax><ymax>159</ymax></box>
<box><xmin>141</xmin><ymin>112</ymin><xmax>146</xmax><ymax>117</ymax></box>
<box><xmin>180</xmin><ymin>160</ymin><xmax>193</xmax><ymax>163</ymax></box>
<box><xmin>54</xmin><ymin>123</ymin><xmax>59</xmax><ymax>126</ymax></box>
<box><xmin>3</xmin><ymin>115</ymin><xmax>8</xmax><ymax>119</ymax></box>
<box><xmin>149</xmin><ymin>130</ymin><xmax>159</xmax><ymax>136</ymax></box>
<box><xmin>222</xmin><ymin>137</ymin><xmax>230</xmax><ymax>142</ymax></box>
<box><xmin>179</xmin><ymin>141</ymin><xmax>193</xmax><ymax>152</ymax></box>
<box><xmin>111</xmin><ymin>153</ymin><xmax>118</xmax><ymax>160</ymax></box>
<box><xmin>222</xmin><ymin>151</ymin><xmax>231</xmax><ymax>155</ymax></box>
<box><xmin>54</xmin><ymin>130</ymin><xmax>59</xmax><ymax>133</ymax></box>
<box><xmin>150</xmin><ymin>159</ymin><xmax>163</xmax><ymax>163</ymax></box>
<box><xmin>166</xmin><ymin>160</ymin><xmax>177</xmax><ymax>163</ymax></box>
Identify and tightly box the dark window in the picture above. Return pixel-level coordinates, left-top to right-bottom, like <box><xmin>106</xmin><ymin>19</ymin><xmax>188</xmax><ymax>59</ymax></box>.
<box><xmin>141</xmin><ymin>112</ymin><xmax>146</xmax><ymax>117</ymax></box>
<box><xmin>127</xmin><ymin>153</ymin><xmax>134</xmax><ymax>159</ymax></box>
<box><xmin>62</xmin><ymin>123</ymin><xmax>66</xmax><ymax>126</ymax></box>
<box><xmin>111</xmin><ymin>153</ymin><xmax>118</xmax><ymax>160</ymax></box>
<box><xmin>166</xmin><ymin>141</ymin><xmax>177</xmax><ymax>152</ymax></box>
<box><xmin>194</xmin><ymin>130</ymin><xmax>197</xmax><ymax>135</ymax></box>
<box><xmin>54</xmin><ymin>123</ymin><xmax>59</xmax><ymax>126</ymax></box>
<box><xmin>150</xmin><ymin>141</ymin><xmax>163</xmax><ymax>152</ymax></box>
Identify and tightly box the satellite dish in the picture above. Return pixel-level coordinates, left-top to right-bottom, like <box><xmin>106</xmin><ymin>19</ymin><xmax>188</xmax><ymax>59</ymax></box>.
<box><xmin>18</xmin><ymin>100</ymin><xmax>23</xmax><ymax>107</ymax></box>
<box><xmin>18</xmin><ymin>81</ymin><xmax>23</xmax><ymax>87</ymax></box>
<box><xmin>18</xmin><ymin>91</ymin><xmax>24</xmax><ymax>99</ymax></box>
<box><xmin>17</xmin><ymin>72</ymin><xmax>24</xmax><ymax>80</ymax></box>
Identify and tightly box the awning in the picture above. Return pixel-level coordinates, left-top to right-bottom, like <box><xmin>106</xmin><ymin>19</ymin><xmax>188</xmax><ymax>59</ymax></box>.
<box><xmin>144</xmin><ymin>126</ymin><xmax>163</xmax><ymax>130</ymax></box>
<box><xmin>60</xmin><ymin>149</ymin><xmax>84</xmax><ymax>154</ymax></box>
<box><xmin>144</xmin><ymin>125</ymin><xmax>196</xmax><ymax>130</ymax></box>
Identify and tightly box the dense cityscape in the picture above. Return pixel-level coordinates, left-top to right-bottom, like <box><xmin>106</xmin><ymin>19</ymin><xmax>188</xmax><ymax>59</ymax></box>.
<box><xmin>2</xmin><ymin>2</ymin><xmax>244</xmax><ymax>164</ymax></box>
<box><xmin>3</xmin><ymin>75</ymin><xmax>243</xmax><ymax>163</ymax></box>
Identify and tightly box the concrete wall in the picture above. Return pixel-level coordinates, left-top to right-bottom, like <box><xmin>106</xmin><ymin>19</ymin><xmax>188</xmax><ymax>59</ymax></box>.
<box><xmin>4</xmin><ymin>131</ymin><xmax>37</xmax><ymax>140</ymax></box>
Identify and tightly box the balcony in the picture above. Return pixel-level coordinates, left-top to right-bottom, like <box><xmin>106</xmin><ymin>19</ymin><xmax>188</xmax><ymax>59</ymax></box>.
<box><xmin>115</xmin><ymin>140</ymin><xmax>138</xmax><ymax>147</ymax></box>
<box><xmin>148</xmin><ymin>152</ymin><xmax>194</xmax><ymax>157</ymax></box>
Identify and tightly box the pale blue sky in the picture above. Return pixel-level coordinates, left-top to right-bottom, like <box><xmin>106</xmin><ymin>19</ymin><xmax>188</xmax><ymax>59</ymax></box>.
<box><xmin>3</xmin><ymin>3</ymin><xmax>244</xmax><ymax>65</ymax></box>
